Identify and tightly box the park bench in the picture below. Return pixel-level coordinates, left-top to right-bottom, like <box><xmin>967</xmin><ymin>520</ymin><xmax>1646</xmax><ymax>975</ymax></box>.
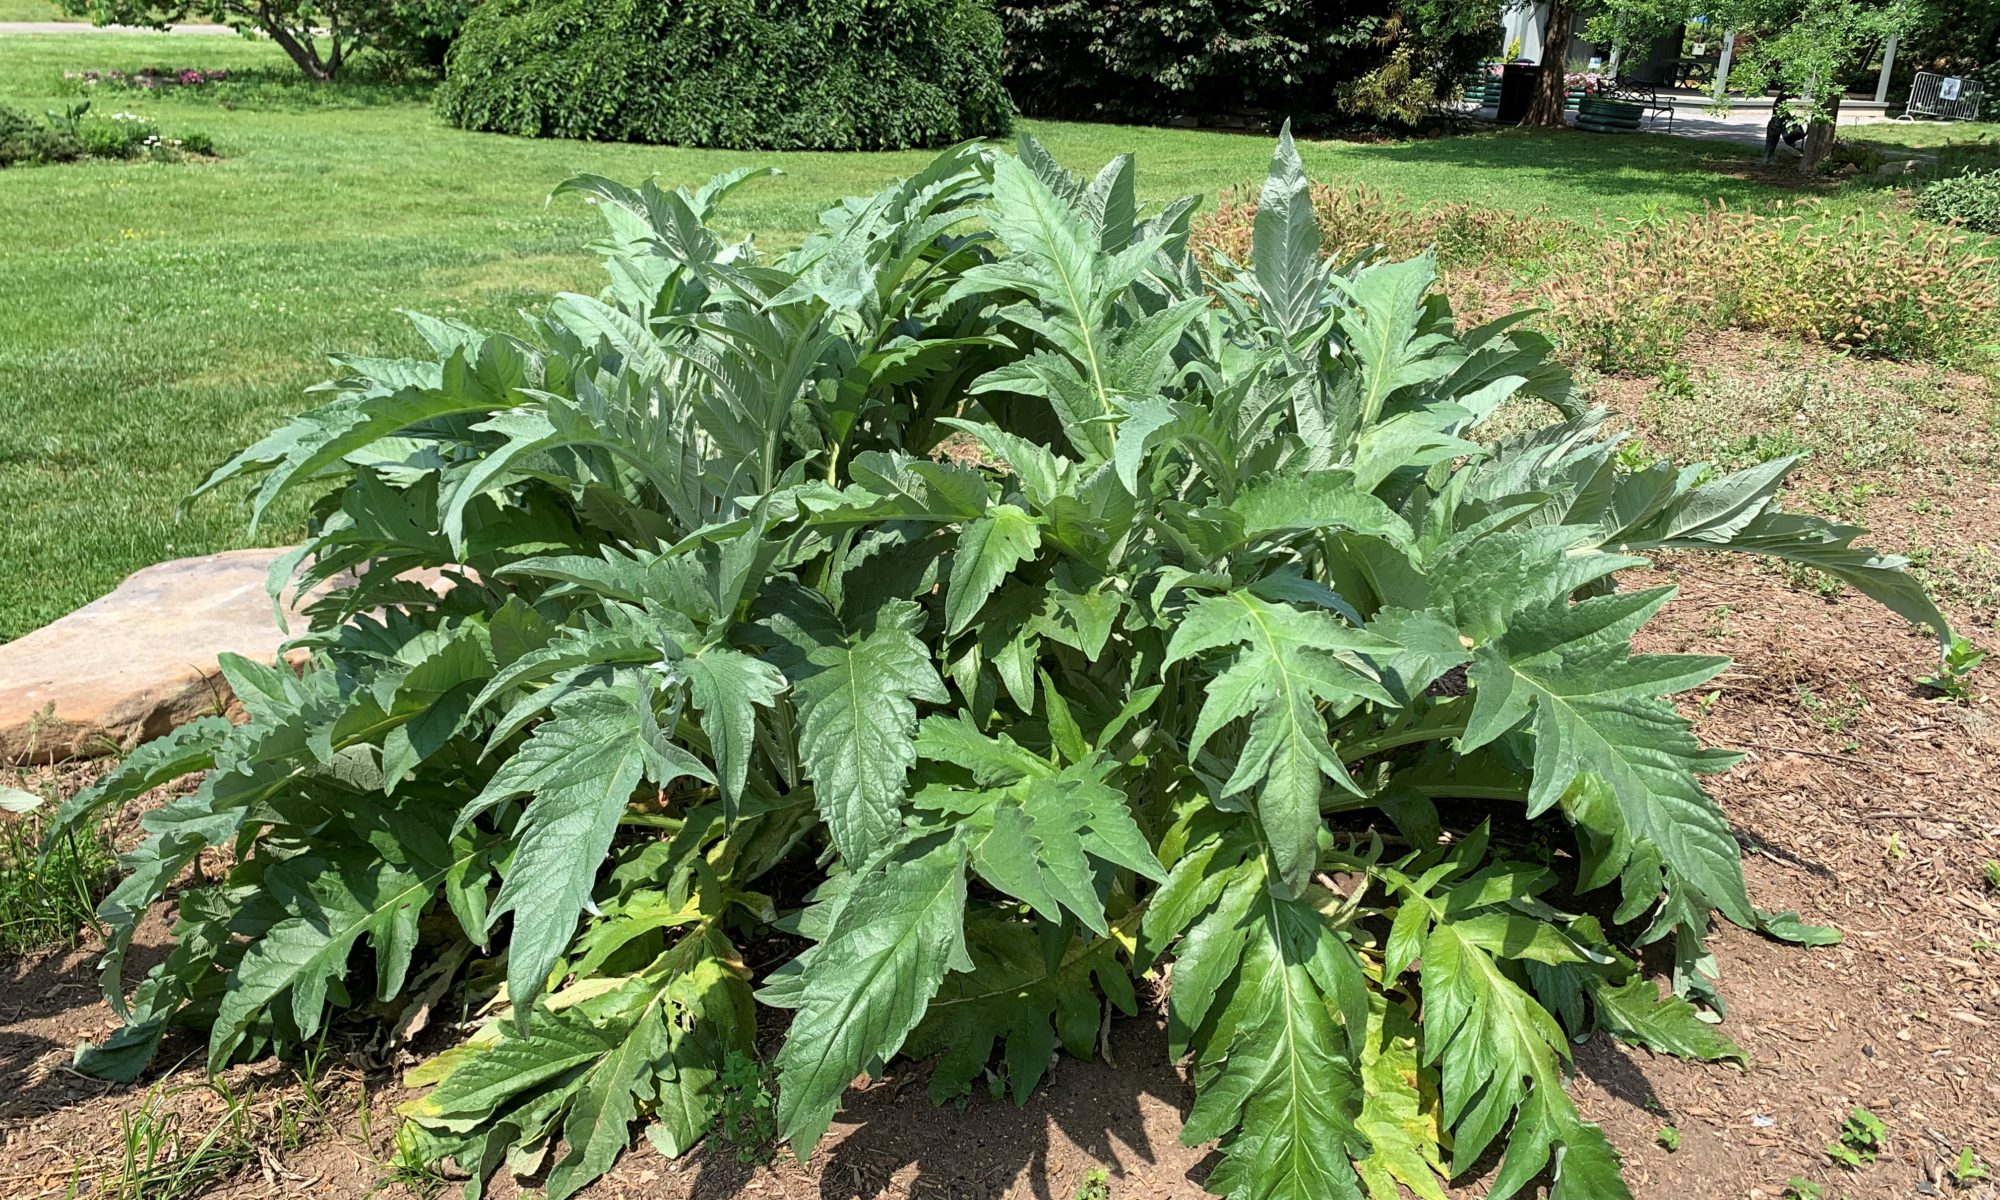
<box><xmin>1609</xmin><ymin>81</ymin><xmax>1677</xmax><ymax>130</ymax></box>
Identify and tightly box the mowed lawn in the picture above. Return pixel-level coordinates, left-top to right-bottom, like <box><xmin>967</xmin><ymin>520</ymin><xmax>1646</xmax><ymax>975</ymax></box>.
<box><xmin>0</xmin><ymin>30</ymin><xmax>1926</xmax><ymax>639</ymax></box>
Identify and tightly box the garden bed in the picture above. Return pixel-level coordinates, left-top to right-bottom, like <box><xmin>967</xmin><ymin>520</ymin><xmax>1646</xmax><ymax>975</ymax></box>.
<box><xmin>2</xmin><ymin>547</ymin><xmax>1994</xmax><ymax>1200</ymax></box>
<box><xmin>2</xmin><ymin>333</ymin><xmax>1995</xmax><ymax>1200</ymax></box>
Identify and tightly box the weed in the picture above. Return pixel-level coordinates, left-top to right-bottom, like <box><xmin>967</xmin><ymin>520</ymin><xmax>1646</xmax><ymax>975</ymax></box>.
<box><xmin>1795</xmin><ymin>685</ymin><xmax>1867</xmax><ymax>736</ymax></box>
<box><xmin>718</xmin><ymin>1050</ymin><xmax>778</xmax><ymax>1165</ymax></box>
<box><xmin>1918</xmin><ymin>635</ymin><xmax>1986</xmax><ymax>703</ymax></box>
<box><xmin>385</xmin><ymin>1125</ymin><xmax>451</xmax><ymax>1200</ymax></box>
<box><xmin>1825</xmin><ymin>1106</ymin><xmax>1886</xmax><ymax>1169</ymax></box>
<box><xmin>1982</xmin><ymin>860</ymin><xmax>2000</xmax><ymax>891</ymax></box>
<box><xmin>1703</xmin><ymin>605</ymin><xmax>1733</xmax><ymax>640</ymax></box>
<box><xmin>102</xmin><ymin>1080</ymin><xmax>258</xmax><ymax>1200</ymax></box>
<box><xmin>0</xmin><ymin>797</ymin><xmax>117</xmax><ymax>955</ymax></box>
<box><xmin>1074</xmin><ymin>1166</ymin><xmax>1113</xmax><ymax>1200</ymax></box>
<box><xmin>1785</xmin><ymin>1179</ymin><xmax>1828</xmax><ymax>1200</ymax></box>
<box><xmin>1657</xmin><ymin>1125</ymin><xmax>1681</xmax><ymax>1152</ymax></box>
<box><xmin>1954</xmin><ymin>1146</ymin><xmax>1993</xmax><ymax>1186</ymax></box>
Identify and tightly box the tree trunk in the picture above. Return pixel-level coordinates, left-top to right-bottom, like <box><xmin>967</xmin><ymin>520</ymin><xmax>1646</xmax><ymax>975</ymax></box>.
<box><xmin>1523</xmin><ymin>0</ymin><xmax>1574</xmax><ymax>128</ymax></box>
<box><xmin>245</xmin><ymin>1</ymin><xmax>335</xmax><ymax>81</ymax></box>
<box><xmin>1799</xmin><ymin>92</ymin><xmax>1841</xmax><ymax>174</ymax></box>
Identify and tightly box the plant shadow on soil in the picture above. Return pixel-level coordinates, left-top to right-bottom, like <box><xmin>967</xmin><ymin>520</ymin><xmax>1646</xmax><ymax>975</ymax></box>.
<box><xmin>680</xmin><ymin>1011</ymin><xmax>1209</xmax><ymax>1199</ymax></box>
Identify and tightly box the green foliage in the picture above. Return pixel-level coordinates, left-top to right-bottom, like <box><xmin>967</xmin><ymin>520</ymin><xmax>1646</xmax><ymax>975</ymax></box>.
<box><xmin>0</xmin><ymin>100</ymin><xmax>214</xmax><ymax>166</ymax></box>
<box><xmin>1915</xmin><ymin>170</ymin><xmax>2000</xmax><ymax>234</ymax></box>
<box><xmin>0</xmin><ymin>789</ymin><xmax>116</xmax><ymax>954</ymax></box>
<box><xmin>1657</xmin><ymin>1124</ymin><xmax>1680</xmax><ymax>1151</ymax></box>
<box><xmin>435</xmin><ymin>0</ymin><xmax>1014</xmax><ymax>151</ymax></box>
<box><xmin>1919</xmin><ymin>634</ymin><xmax>1985</xmax><ymax>702</ymax></box>
<box><xmin>0</xmin><ymin>101</ymin><xmax>81</xmax><ymax>166</ymax></box>
<box><xmin>1074</xmin><ymin>1167</ymin><xmax>1112</xmax><ymax>1200</ymax></box>
<box><xmin>1953</xmin><ymin>1146</ymin><xmax>1993</xmax><ymax>1186</ymax></box>
<box><xmin>1785</xmin><ymin>1178</ymin><xmax>1828</xmax><ymax>1200</ymax></box>
<box><xmin>717</xmin><ymin>1051</ymin><xmax>778</xmax><ymax>1163</ymax></box>
<box><xmin>1826</xmin><ymin>1106</ymin><xmax>1887</xmax><ymax>1168</ymax></box>
<box><xmin>999</xmin><ymin>0</ymin><xmax>1497</xmax><ymax>127</ymax></box>
<box><xmin>52</xmin><ymin>0</ymin><xmax>448</xmax><ymax>79</ymax></box>
<box><xmin>61</xmin><ymin>127</ymin><xmax>1944</xmax><ymax>1200</ymax></box>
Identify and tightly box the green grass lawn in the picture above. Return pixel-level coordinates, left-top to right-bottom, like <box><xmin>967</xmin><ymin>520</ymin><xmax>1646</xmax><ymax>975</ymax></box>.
<box><xmin>0</xmin><ymin>30</ymin><xmax>1924</xmax><ymax>639</ymax></box>
<box><xmin>0</xmin><ymin>0</ymin><xmax>74</xmax><ymax>20</ymax></box>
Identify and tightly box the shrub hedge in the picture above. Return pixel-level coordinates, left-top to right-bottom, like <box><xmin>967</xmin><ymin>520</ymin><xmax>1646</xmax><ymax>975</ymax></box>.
<box><xmin>1914</xmin><ymin>169</ymin><xmax>2000</xmax><ymax>235</ymax></box>
<box><xmin>435</xmin><ymin>0</ymin><xmax>1015</xmax><ymax>151</ymax></box>
<box><xmin>998</xmin><ymin>0</ymin><xmax>1496</xmax><ymax>127</ymax></box>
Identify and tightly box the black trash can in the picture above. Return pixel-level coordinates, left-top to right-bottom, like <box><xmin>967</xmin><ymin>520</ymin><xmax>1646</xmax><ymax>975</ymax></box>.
<box><xmin>1498</xmin><ymin>60</ymin><xmax>1540</xmax><ymax>123</ymax></box>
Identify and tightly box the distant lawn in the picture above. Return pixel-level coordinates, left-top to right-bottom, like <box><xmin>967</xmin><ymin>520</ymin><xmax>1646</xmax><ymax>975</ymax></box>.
<box><xmin>0</xmin><ymin>0</ymin><xmax>74</xmax><ymax>19</ymax></box>
<box><xmin>0</xmin><ymin>30</ymin><xmax>1924</xmax><ymax>639</ymax></box>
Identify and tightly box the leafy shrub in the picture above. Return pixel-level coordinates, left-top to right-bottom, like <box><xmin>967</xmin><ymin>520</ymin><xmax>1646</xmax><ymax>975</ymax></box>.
<box><xmin>1195</xmin><ymin>186</ymin><xmax>2000</xmax><ymax>369</ymax></box>
<box><xmin>75</xmin><ymin>109</ymin><xmax>159</xmax><ymax>159</ymax></box>
<box><xmin>0</xmin><ymin>103</ymin><xmax>81</xmax><ymax>167</ymax></box>
<box><xmin>1000</xmin><ymin>0</ymin><xmax>1496</xmax><ymax>126</ymax></box>
<box><xmin>1915</xmin><ymin>169</ymin><xmax>2000</xmax><ymax>234</ymax></box>
<box><xmin>59</xmin><ymin>132</ymin><xmax>1944</xmax><ymax>1200</ymax></box>
<box><xmin>1000</xmin><ymin>0</ymin><xmax>1504</xmax><ymax>127</ymax></box>
<box><xmin>0</xmin><ymin>102</ymin><xmax>213</xmax><ymax>167</ymax></box>
<box><xmin>436</xmin><ymin>0</ymin><xmax>1013</xmax><ymax>150</ymax></box>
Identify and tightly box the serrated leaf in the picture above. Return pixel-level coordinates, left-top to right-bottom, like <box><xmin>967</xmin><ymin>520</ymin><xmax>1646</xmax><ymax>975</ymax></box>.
<box><xmin>682</xmin><ymin>644</ymin><xmax>787</xmax><ymax>819</ymax></box>
<box><xmin>1166</xmin><ymin>592</ymin><xmax>1393</xmax><ymax>895</ymax></box>
<box><xmin>760</xmin><ymin>589</ymin><xmax>948</xmax><ymax>861</ymax></box>
<box><xmin>1591</xmin><ymin>976</ymin><xmax>1746</xmax><ymax>1065</ymax></box>
<box><xmin>947</xmin><ymin>505</ymin><xmax>1043</xmax><ymax>634</ymax></box>
<box><xmin>1252</xmin><ymin>121</ymin><xmax>1325</xmax><ymax>336</ymax></box>
<box><xmin>909</xmin><ymin>917</ymin><xmax>1134</xmax><ymax>1104</ymax></box>
<box><xmin>1462</xmin><ymin>588</ymin><xmax>1750</xmax><ymax>925</ymax></box>
<box><xmin>766</xmin><ymin>835</ymin><xmax>970</xmax><ymax>1155</ymax></box>
<box><xmin>461</xmin><ymin>683</ymin><xmax>712</xmax><ymax>1023</ymax></box>
<box><xmin>1183</xmin><ymin>889</ymin><xmax>1369</xmax><ymax>1200</ymax></box>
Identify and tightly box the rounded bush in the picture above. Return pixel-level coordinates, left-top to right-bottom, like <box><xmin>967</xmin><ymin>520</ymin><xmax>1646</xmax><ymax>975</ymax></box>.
<box><xmin>435</xmin><ymin>0</ymin><xmax>1015</xmax><ymax>151</ymax></box>
<box><xmin>1914</xmin><ymin>169</ymin><xmax>2000</xmax><ymax>234</ymax></box>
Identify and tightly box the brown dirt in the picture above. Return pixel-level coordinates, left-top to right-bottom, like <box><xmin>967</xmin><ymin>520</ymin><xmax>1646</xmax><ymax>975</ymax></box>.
<box><xmin>3</xmin><ymin>347</ymin><xmax>1998</xmax><ymax>1200</ymax></box>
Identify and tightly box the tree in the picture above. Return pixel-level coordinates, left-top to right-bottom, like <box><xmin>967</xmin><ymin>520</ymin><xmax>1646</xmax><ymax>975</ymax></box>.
<box><xmin>1584</xmin><ymin>0</ymin><xmax>1918</xmax><ymax>172</ymax></box>
<box><xmin>57</xmin><ymin>0</ymin><xmax>424</xmax><ymax>81</ymax></box>
<box><xmin>1523</xmin><ymin>0</ymin><xmax>1578</xmax><ymax>126</ymax></box>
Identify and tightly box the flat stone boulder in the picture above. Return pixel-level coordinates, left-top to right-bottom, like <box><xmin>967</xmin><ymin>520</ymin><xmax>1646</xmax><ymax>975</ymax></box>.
<box><xmin>0</xmin><ymin>548</ymin><xmax>309</xmax><ymax>764</ymax></box>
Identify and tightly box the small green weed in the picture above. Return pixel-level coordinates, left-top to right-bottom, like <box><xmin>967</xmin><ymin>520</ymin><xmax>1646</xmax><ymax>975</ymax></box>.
<box><xmin>1919</xmin><ymin>635</ymin><xmax>1986</xmax><ymax>703</ymax></box>
<box><xmin>718</xmin><ymin>1050</ymin><xmax>778</xmax><ymax>1165</ymax></box>
<box><xmin>386</xmin><ymin>1125</ymin><xmax>451</xmax><ymax>1200</ymax></box>
<box><xmin>1825</xmin><ymin>1106</ymin><xmax>1886</xmax><ymax>1169</ymax></box>
<box><xmin>1074</xmin><ymin>1166</ymin><xmax>1113</xmax><ymax>1200</ymax></box>
<box><xmin>1785</xmin><ymin>1179</ymin><xmax>1827</xmax><ymax>1200</ymax></box>
<box><xmin>1953</xmin><ymin>1146</ymin><xmax>1993</xmax><ymax>1187</ymax></box>
<box><xmin>1795</xmin><ymin>685</ymin><xmax>1867</xmax><ymax>736</ymax></box>
<box><xmin>0</xmin><ymin>793</ymin><xmax>117</xmax><ymax>956</ymax></box>
<box><xmin>1657</xmin><ymin>1125</ymin><xmax>1681</xmax><ymax>1152</ymax></box>
<box><xmin>1983</xmin><ymin>861</ymin><xmax>2000</xmax><ymax>891</ymax></box>
<box><xmin>105</xmin><ymin>1080</ymin><xmax>258</xmax><ymax>1200</ymax></box>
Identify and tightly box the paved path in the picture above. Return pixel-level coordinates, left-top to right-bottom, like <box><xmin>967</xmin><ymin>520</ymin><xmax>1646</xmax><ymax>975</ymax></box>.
<box><xmin>0</xmin><ymin>20</ymin><xmax>234</xmax><ymax>34</ymax></box>
<box><xmin>1463</xmin><ymin>101</ymin><xmax>1898</xmax><ymax>151</ymax></box>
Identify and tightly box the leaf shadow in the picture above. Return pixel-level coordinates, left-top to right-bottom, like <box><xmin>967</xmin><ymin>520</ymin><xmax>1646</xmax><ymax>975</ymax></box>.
<box><xmin>685</xmin><ymin>1009</ymin><xmax>1209</xmax><ymax>1199</ymax></box>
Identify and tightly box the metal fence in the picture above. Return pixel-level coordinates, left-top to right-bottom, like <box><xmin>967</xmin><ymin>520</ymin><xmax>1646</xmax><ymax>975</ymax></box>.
<box><xmin>1902</xmin><ymin>71</ymin><xmax>1986</xmax><ymax>121</ymax></box>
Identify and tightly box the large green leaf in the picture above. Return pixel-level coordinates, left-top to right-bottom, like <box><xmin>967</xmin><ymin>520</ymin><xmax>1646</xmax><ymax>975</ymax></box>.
<box><xmin>763</xmin><ymin>835</ymin><xmax>971</xmax><ymax>1154</ymax></box>
<box><xmin>1166</xmin><ymin>592</ymin><xmax>1394</xmax><ymax>895</ymax></box>
<box><xmin>459</xmin><ymin>683</ymin><xmax>713</xmax><ymax>1022</ymax></box>
<box><xmin>760</xmin><ymin>589</ymin><xmax>949</xmax><ymax>861</ymax></box>
<box><xmin>1461</xmin><ymin>587</ymin><xmax>1750</xmax><ymax>924</ymax></box>
<box><xmin>1182</xmin><ymin>887</ymin><xmax>1371</xmax><ymax>1200</ymax></box>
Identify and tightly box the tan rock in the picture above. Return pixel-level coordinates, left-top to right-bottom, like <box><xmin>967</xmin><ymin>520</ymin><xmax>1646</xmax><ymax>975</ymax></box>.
<box><xmin>0</xmin><ymin>548</ymin><xmax>310</xmax><ymax>764</ymax></box>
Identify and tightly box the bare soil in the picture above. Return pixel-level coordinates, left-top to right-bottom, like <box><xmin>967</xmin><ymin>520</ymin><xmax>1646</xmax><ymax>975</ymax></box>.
<box><xmin>3</xmin><ymin>340</ymin><xmax>1996</xmax><ymax>1200</ymax></box>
